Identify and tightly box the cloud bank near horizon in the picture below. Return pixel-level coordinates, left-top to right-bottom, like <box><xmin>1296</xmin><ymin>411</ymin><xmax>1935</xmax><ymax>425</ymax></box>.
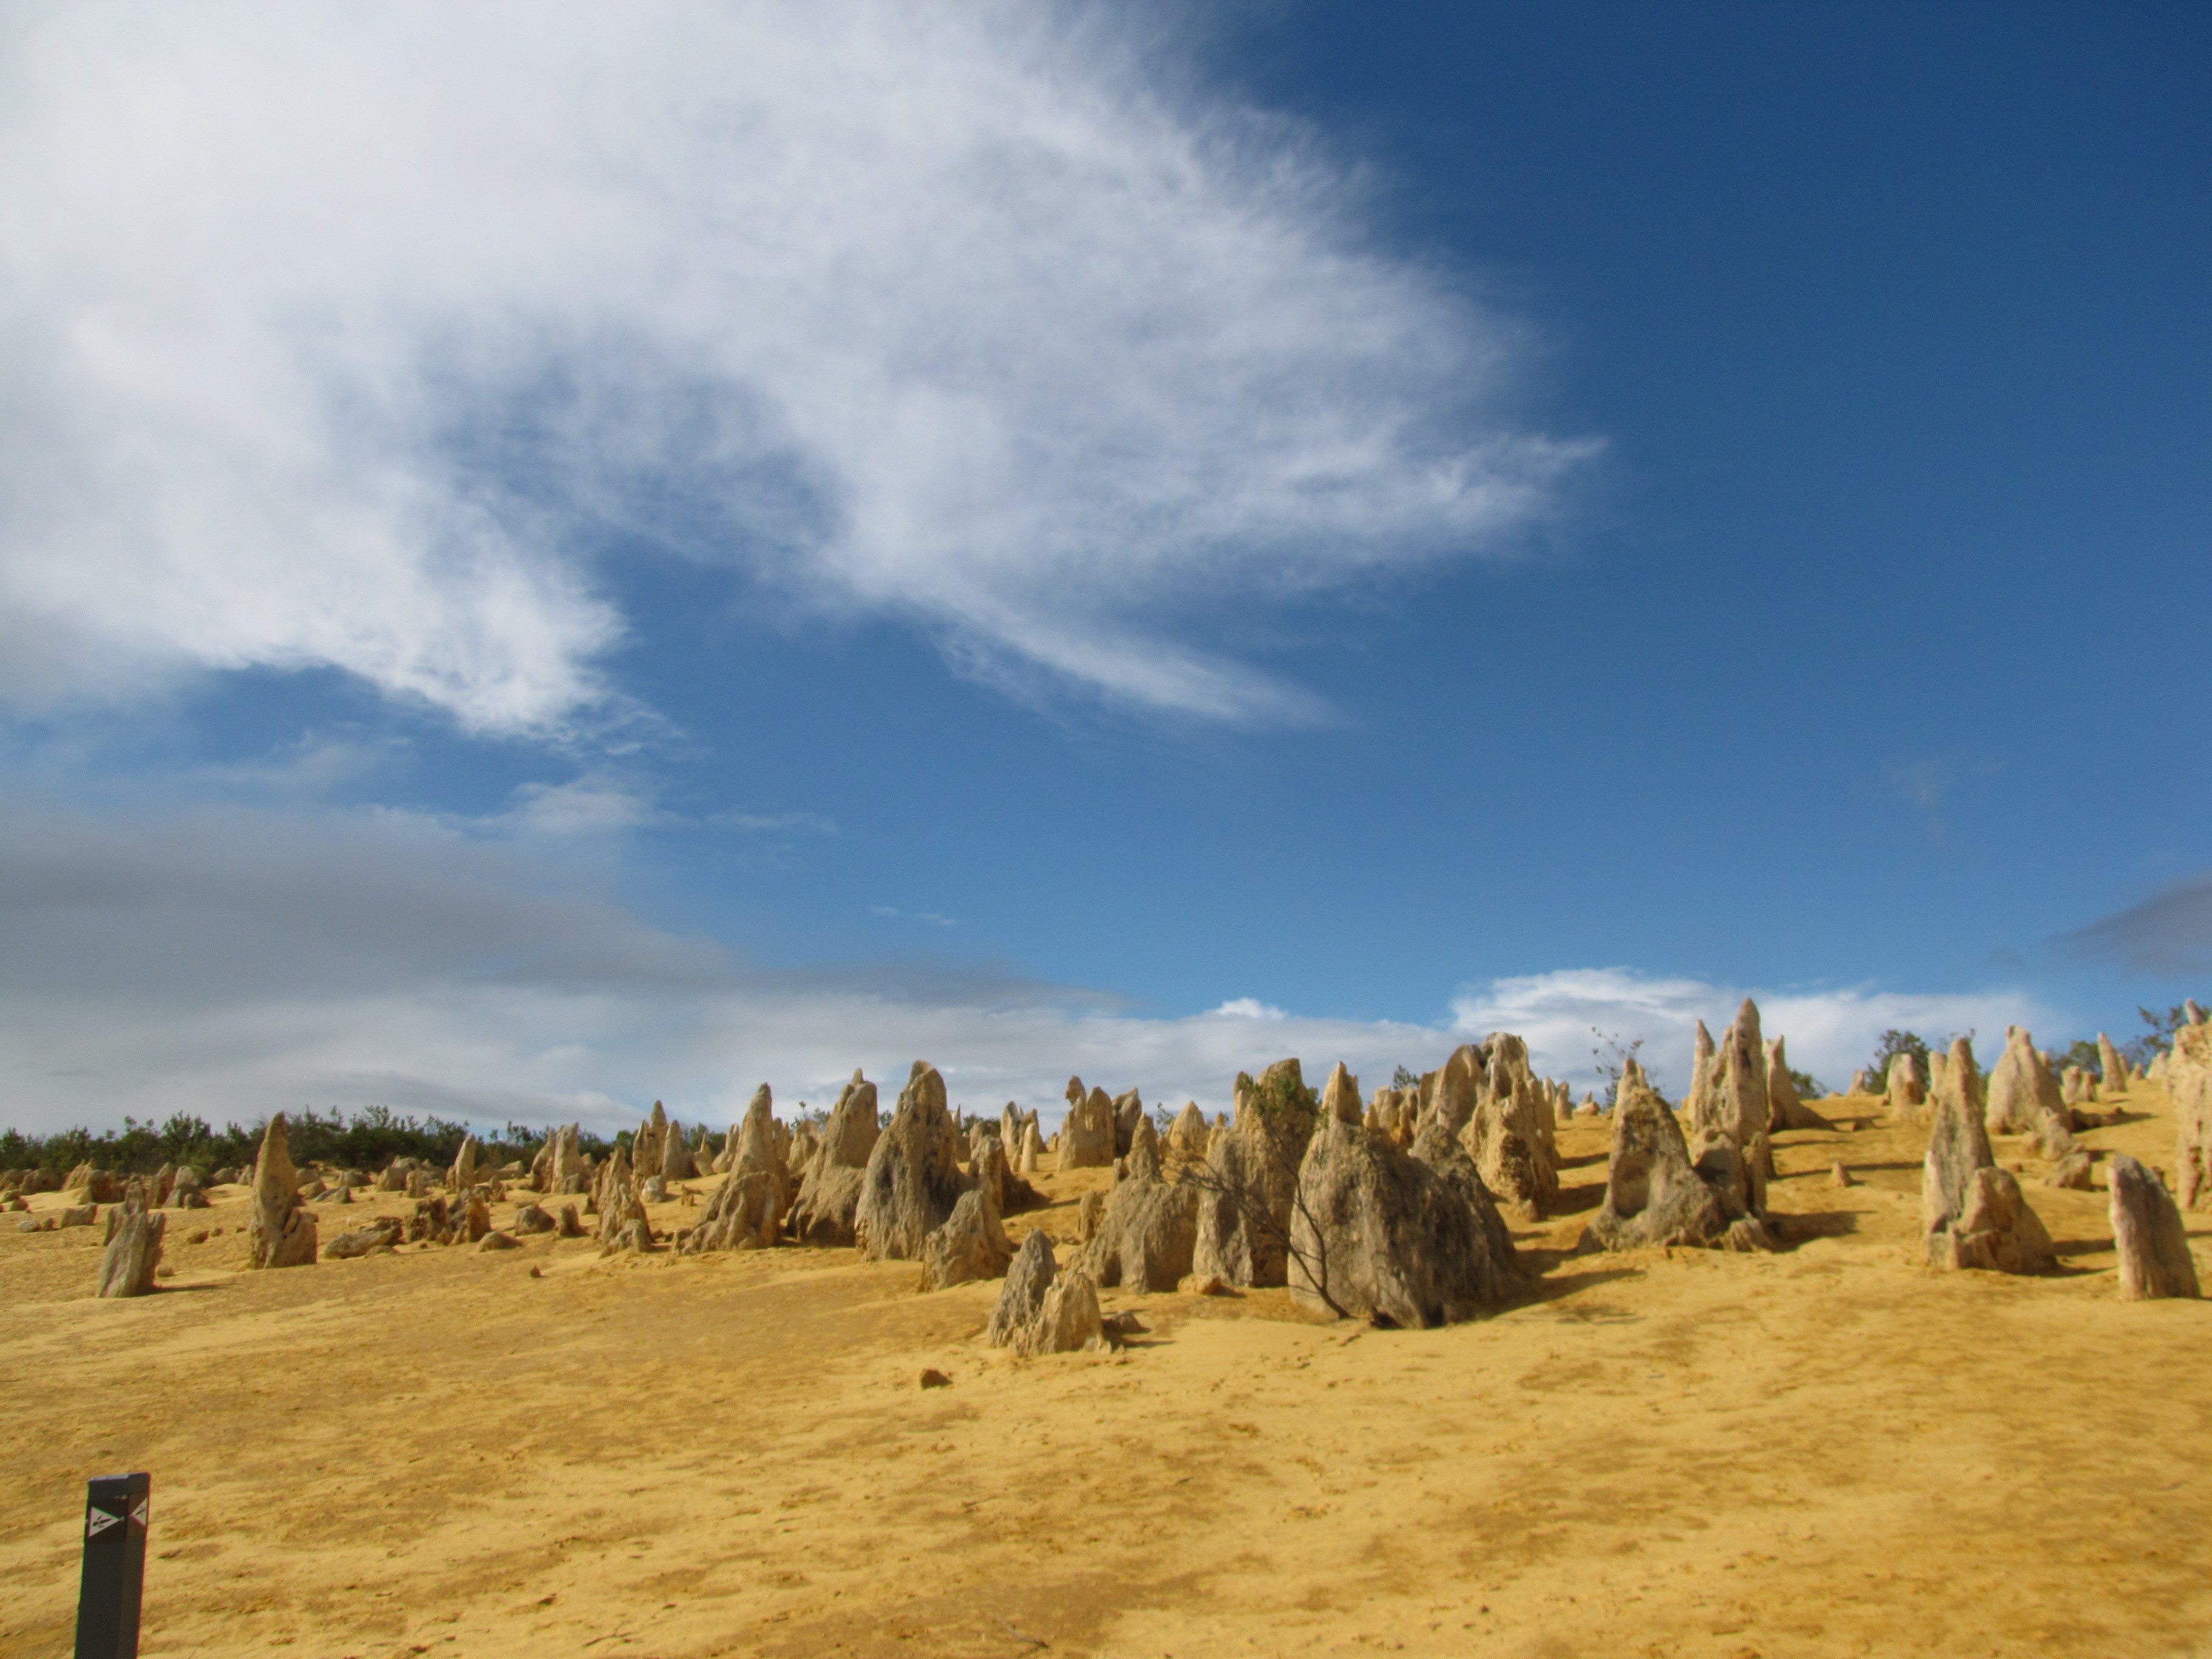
<box><xmin>0</xmin><ymin>799</ymin><xmax>2056</xmax><ymax>1138</ymax></box>
<box><xmin>0</xmin><ymin>2</ymin><xmax>1586</xmax><ymax>734</ymax></box>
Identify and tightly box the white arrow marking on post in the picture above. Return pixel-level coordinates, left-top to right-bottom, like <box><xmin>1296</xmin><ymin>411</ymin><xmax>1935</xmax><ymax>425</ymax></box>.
<box><xmin>87</xmin><ymin>1510</ymin><xmax>121</xmax><ymax>1537</ymax></box>
<box><xmin>130</xmin><ymin>1500</ymin><xmax>149</xmax><ymax>1529</ymax></box>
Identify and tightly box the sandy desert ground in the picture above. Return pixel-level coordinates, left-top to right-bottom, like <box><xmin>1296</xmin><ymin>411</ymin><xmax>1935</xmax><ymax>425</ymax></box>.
<box><xmin>3</xmin><ymin>1081</ymin><xmax>2210</xmax><ymax>1659</ymax></box>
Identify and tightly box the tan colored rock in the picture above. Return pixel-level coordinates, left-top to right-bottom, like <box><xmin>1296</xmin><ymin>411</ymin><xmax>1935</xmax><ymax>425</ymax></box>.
<box><xmin>1923</xmin><ymin>1037</ymin><xmax>2055</xmax><ymax>1273</ymax></box>
<box><xmin>321</xmin><ymin>1220</ymin><xmax>387</xmax><ymax>1259</ymax></box>
<box><xmin>659</xmin><ymin>1113</ymin><xmax>695</xmax><ymax>1184</ymax></box>
<box><xmin>1766</xmin><ymin>1037</ymin><xmax>1831</xmax><ymax>1131</ymax></box>
<box><xmin>1886</xmin><ymin>1051</ymin><xmax>1926</xmax><ymax>1118</ymax></box>
<box><xmin>1014</xmin><ymin>1270</ymin><xmax>1105</xmax><ymax>1356</ymax></box>
<box><xmin>1190</xmin><ymin>1059</ymin><xmax>1317</xmax><ymax>1288</ymax></box>
<box><xmin>1074</xmin><ymin>1116</ymin><xmax>1198</xmax><ymax>1292</ymax></box>
<box><xmin>557</xmin><ymin>1202</ymin><xmax>585</xmax><ymax>1238</ymax></box>
<box><xmin>632</xmin><ymin>1102</ymin><xmax>669</xmax><ymax>1185</ymax></box>
<box><xmin>854</xmin><ymin>1063</ymin><xmax>968</xmax><ymax>1261</ymax></box>
<box><xmin>788</xmin><ymin>1071</ymin><xmax>881</xmax><ymax>1246</ymax></box>
<box><xmin>987</xmin><ymin>1230</ymin><xmax>1057</xmax><ymax>1349</ymax></box>
<box><xmin>1582</xmin><ymin>1061</ymin><xmax>1730</xmax><ymax>1252</ymax></box>
<box><xmin>1167</xmin><ymin>1101</ymin><xmax>1210</xmax><ymax>1159</ymax></box>
<box><xmin>1112</xmin><ymin>1087</ymin><xmax>1145</xmax><ymax>1158</ymax></box>
<box><xmin>247</xmin><ymin>1114</ymin><xmax>318</xmax><ymax>1269</ymax></box>
<box><xmin>95</xmin><ymin>1180</ymin><xmax>164</xmax><ymax>1298</ymax></box>
<box><xmin>2173</xmin><ymin>1023</ymin><xmax>2212</xmax><ymax>1211</ymax></box>
<box><xmin>2098</xmin><ymin>1033</ymin><xmax>2128</xmax><ymax>1094</ymax></box>
<box><xmin>1683</xmin><ymin>1021</ymin><xmax>1720</xmax><ymax>1130</ymax></box>
<box><xmin>686</xmin><ymin>1085</ymin><xmax>791</xmax><ymax>1252</ymax></box>
<box><xmin>2044</xmin><ymin>1149</ymin><xmax>2095</xmax><ymax>1190</ymax></box>
<box><xmin>2108</xmin><ymin>1153</ymin><xmax>2199</xmax><ymax>1300</ymax></box>
<box><xmin>1848</xmin><ymin>1068</ymin><xmax>1877</xmax><ymax>1096</ymax></box>
<box><xmin>1831</xmin><ymin>1162</ymin><xmax>1857</xmax><ymax>1188</ymax></box>
<box><xmin>1056</xmin><ymin>1077</ymin><xmax>1118</xmax><ymax>1171</ymax></box>
<box><xmin>919</xmin><ymin>1172</ymin><xmax>1013</xmax><ymax>1290</ymax></box>
<box><xmin>1018</xmin><ymin>1120</ymin><xmax>1045</xmax><ymax>1174</ymax></box>
<box><xmin>1986</xmin><ymin>1025</ymin><xmax>2071</xmax><ymax>1143</ymax></box>
<box><xmin>1463</xmin><ymin>1036</ymin><xmax>1558</xmax><ymax>1219</ymax></box>
<box><xmin>477</xmin><ymin>1228</ymin><xmax>520</xmax><ymax>1252</ymax></box>
<box><xmin>447</xmin><ymin>1134</ymin><xmax>478</xmax><ymax>1195</ymax></box>
<box><xmin>1288</xmin><ymin>1066</ymin><xmax>1523</xmax><ymax>1325</ymax></box>
<box><xmin>592</xmin><ymin>1147</ymin><xmax>646</xmax><ymax>1248</ymax></box>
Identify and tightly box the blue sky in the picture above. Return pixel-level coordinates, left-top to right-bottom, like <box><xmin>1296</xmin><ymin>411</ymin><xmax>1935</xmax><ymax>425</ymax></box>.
<box><xmin>2</xmin><ymin>1</ymin><xmax>2206</xmax><ymax>1133</ymax></box>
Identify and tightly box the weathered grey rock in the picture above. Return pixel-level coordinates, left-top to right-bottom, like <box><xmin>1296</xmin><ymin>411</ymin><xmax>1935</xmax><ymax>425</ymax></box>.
<box><xmin>2108</xmin><ymin>1153</ymin><xmax>2199</xmax><ymax>1299</ymax></box>
<box><xmin>1168</xmin><ymin>1102</ymin><xmax>1210</xmax><ymax>1159</ymax></box>
<box><xmin>686</xmin><ymin>1085</ymin><xmax>790</xmax><ymax>1253</ymax></box>
<box><xmin>659</xmin><ymin>1114</ymin><xmax>694</xmax><ymax>1184</ymax></box>
<box><xmin>641</xmin><ymin>1175</ymin><xmax>668</xmax><ymax>1203</ymax></box>
<box><xmin>58</xmin><ymin>1205</ymin><xmax>95</xmax><ymax>1228</ymax></box>
<box><xmin>1190</xmin><ymin>1059</ymin><xmax>1316</xmax><ymax>1288</ymax></box>
<box><xmin>1075</xmin><ymin>1188</ymin><xmax>1105</xmax><ymax>1242</ymax></box>
<box><xmin>2098</xmin><ymin>1033</ymin><xmax>2129</xmax><ymax>1094</ymax></box>
<box><xmin>1766</xmin><ymin>1037</ymin><xmax>1832</xmax><ymax>1131</ymax></box>
<box><xmin>986</xmin><ymin>1230</ymin><xmax>1059</xmax><ymax>1347</ymax></box>
<box><xmin>1711</xmin><ymin>1000</ymin><xmax>1770</xmax><ymax>1148</ymax></box>
<box><xmin>1056</xmin><ymin>1078</ymin><xmax>1118</xmax><ymax>1171</ymax></box>
<box><xmin>788</xmin><ymin>1072</ymin><xmax>881</xmax><ymax>1246</ymax></box>
<box><xmin>557</xmin><ymin>1202</ymin><xmax>585</xmax><ymax>1238</ymax></box>
<box><xmin>477</xmin><ymin>1228</ymin><xmax>520</xmax><ymax>1252</ymax></box>
<box><xmin>1582</xmin><ymin>1061</ymin><xmax>1730</xmax><ymax>1252</ymax></box>
<box><xmin>512</xmin><ymin>1202</ymin><xmax>556</xmax><ymax>1235</ymax></box>
<box><xmin>95</xmin><ymin>1181</ymin><xmax>164</xmax><ymax>1297</ymax></box>
<box><xmin>854</xmin><ymin>1063</ymin><xmax>969</xmax><ymax>1261</ymax></box>
<box><xmin>1288</xmin><ymin>1065</ymin><xmax>1523</xmax><ymax>1325</ymax></box>
<box><xmin>1986</xmin><ymin>1025</ymin><xmax>2072</xmax><ymax>1150</ymax></box>
<box><xmin>1923</xmin><ymin>1037</ymin><xmax>2055</xmax><ymax>1273</ymax></box>
<box><xmin>248</xmin><ymin>1114</ymin><xmax>318</xmax><ymax>1269</ymax></box>
<box><xmin>2173</xmin><ymin>1023</ymin><xmax>2212</xmax><ymax>1212</ymax></box>
<box><xmin>1886</xmin><ymin>1051</ymin><xmax>1926</xmax><ymax>1118</ymax></box>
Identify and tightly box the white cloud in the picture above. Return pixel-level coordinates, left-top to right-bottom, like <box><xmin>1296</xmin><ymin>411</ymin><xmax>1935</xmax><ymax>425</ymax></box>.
<box><xmin>1450</xmin><ymin>967</ymin><xmax>2048</xmax><ymax>1099</ymax></box>
<box><xmin>0</xmin><ymin>1</ymin><xmax>1585</xmax><ymax>734</ymax></box>
<box><xmin>0</xmin><ymin>803</ymin><xmax>2063</xmax><ymax>1137</ymax></box>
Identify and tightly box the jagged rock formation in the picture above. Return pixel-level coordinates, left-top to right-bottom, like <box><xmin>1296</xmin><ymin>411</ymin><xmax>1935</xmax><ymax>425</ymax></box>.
<box><xmin>528</xmin><ymin>1125</ymin><xmax>582</xmax><ymax>1192</ymax></box>
<box><xmin>788</xmin><ymin>1072</ymin><xmax>882</xmax><ymax>1246</ymax></box>
<box><xmin>1190</xmin><ymin>1059</ymin><xmax>1316</xmax><ymax>1288</ymax></box>
<box><xmin>918</xmin><ymin>1176</ymin><xmax>1013</xmax><ymax>1290</ymax></box>
<box><xmin>1886</xmin><ymin>1051</ymin><xmax>1926</xmax><ymax>1118</ymax></box>
<box><xmin>2173</xmin><ymin>1023</ymin><xmax>2212</xmax><ymax>1211</ymax></box>
<box><xmin>1985</xmin><ymin>1025</ymin><xmax>2076</xmax><ymax>1159</ymax></box>
<box><xmin>511</xmin><ymin>1202</ymin><xmax>555</xmax><ymax>1235</ymax></box>
<box><xmin>2108</xmin><ymin>1154</ymin><xmax>2199</xmax><ymax>1299</ymax></box>
<box><xmin>1923</xmin><ymin>1037</ymin><xmax>2056</xmax><ymax>1273</ymax></box>
<box><xmin>96</xmin><ymin>1179</ymin><xmax>164</xmax><ymax>1297</ymax></box>
<box><xmin>1287</xmin><ymin>1063</ymin><xmax>1523</xmax><ymax>1325</ymax></box>
<box><xmin>1362</xmin><ymin>1087</ymin><xmax>1418</xmax><ymax>1145</ymax></box>
<box><xmin>1167</xmin><ymin>1102</ymin><xmax>1210</xmax><ymax>1159</ymax></box>
<box><xmin>592</xmin><ymin>1147</ymin><xmax>646</xmax><ymax>1248</ymax></box>
<box><xmin>1583</xmin><ymin>1061</ymin><xmax>1734</xmax><ymax>1252</ymax></box>
<box><xmin>248</xmin><ymin>1114</ymin><xmax>318</xmax><ymax>1269</ymax></box>
<box><xmin>686</xmin><ymin>1085</ymin><xmax>790</xmax><ymax>1252</ymax></box>
<box><xmin>2062</xmin><ymin>1067</ymin><xmax>2099</xmax><ymax>1107</ymax></box>
<box><xmin>986</xmin><ymin>1230</ymin><xmax>1058</xmax><ymax>1347</ymax></box>
<box><xmin>1458</xmin><ymin>1036</ymin><xmax>1559</xmax><ymax>1219</ymax></box>
<box><xmin>1766</xmin><ymin>1037</ymin><xmax>1831</xmax><ymax>1131</ymax></box>
<box><xmin>631</xmin><ymin>1102</ymin><xmax>669</xmax><ymax>1185</ymax></box>
<box><xmin>854</xmin><ymin>1063</ymin><xmax>969</xmax><ymax>1261</ymax></box>
<box><xmin>1074</xmin><ymin>1115</ymin><xmax>1198</xmax><ymax>1292</ymax></box>
<box><xmin>1056</xmin><ymin>1078</ymin><xmax>1117</xmax><ymax>1170</ymax></box>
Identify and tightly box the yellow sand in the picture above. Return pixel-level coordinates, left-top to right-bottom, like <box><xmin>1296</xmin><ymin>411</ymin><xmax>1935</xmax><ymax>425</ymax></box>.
<box><xmin>4</xmin><ymin>1083</ymin><xmax>2210</xmax><ymax>1658</ymax></box>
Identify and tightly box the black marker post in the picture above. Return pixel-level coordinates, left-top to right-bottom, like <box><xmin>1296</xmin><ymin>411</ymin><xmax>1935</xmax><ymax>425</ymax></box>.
<box><xmin>76</xmin><ymin>1472</ymin><xmax>150</xmax><ymax>1659</ymax></box>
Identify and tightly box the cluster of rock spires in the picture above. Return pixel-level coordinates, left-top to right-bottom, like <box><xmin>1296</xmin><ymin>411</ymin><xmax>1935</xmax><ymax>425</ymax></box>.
<box><xmin>44</xmin><ymin>996</ymin><xmax>2208</xmax><ymax>1310</ymax></box>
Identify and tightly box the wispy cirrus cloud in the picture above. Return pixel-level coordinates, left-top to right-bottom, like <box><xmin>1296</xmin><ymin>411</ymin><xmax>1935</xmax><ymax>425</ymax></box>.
<box><xmin>0</xmin><ymin>2</ymin><xmax>1587</xmax><ymax>737</ymax></box>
